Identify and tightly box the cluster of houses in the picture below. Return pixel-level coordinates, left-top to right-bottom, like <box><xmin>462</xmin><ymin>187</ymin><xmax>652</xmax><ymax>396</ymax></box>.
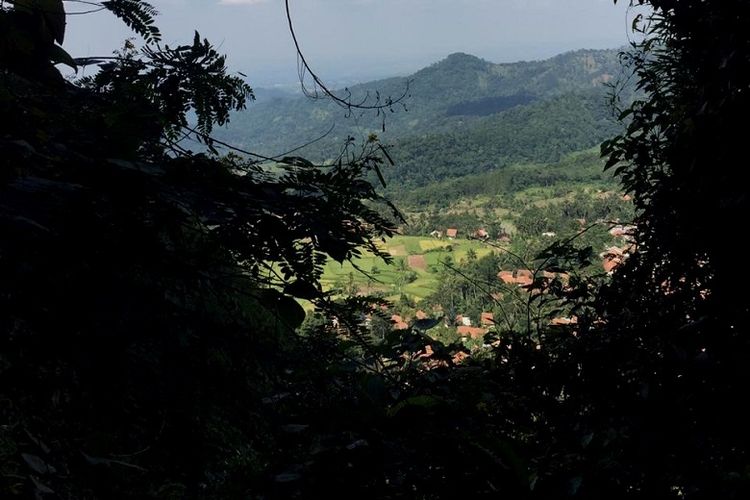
<box><xmin>369</xmin><ymin>222</ymin><xmax>640</xmax><ymax>354</ymax></box>
<box><xmin>602</xmin><ymin>224</ymin><xmax>637</xmax><ymax>273</ymax></box>
<box><xmin>389</xmin><ymin>309</ymin><xmax>496</xmax><ymax>340</ymax></box>
<box><xmin>429</xmin><ymin>227</ymin><xmax>510</xmax><ymax>242</ymax></box>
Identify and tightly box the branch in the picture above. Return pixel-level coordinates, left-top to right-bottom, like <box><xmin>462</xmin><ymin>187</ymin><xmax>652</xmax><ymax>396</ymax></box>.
<box><xmin>284</xmin><ymin>0</ymin><xmax>411</xmax><ymax>116</ymax></box>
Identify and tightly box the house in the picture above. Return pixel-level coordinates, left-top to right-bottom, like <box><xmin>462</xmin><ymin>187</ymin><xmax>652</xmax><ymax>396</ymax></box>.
<box><xmin>446</xmin><ymin>228</ymin><xmax>458</xmax><ymax>239</ymax></box>
<box><xmin>480</xmin><ymin>312</ymin><xmax>494</xmax><ymax>326</ymax></box>
<box><xmin>474</xmin><ymin>228</ymin><xmax>489</xmax><ymax>240</ymax></box>
<box><xmin>603</xmin><ymin>246</ymin><xmax>624</xmax><ymax>257</ymax></box>
<box><xmin>515</xmin><ymin>269</ymin><xmax>534</xmax><ymax>286</ymax></box>
<box><xmin>609</xmin><ymin>224</ymin><xmax>636</xmax><ymax>238</ymax></box>
<box><xmin>457</xmin><ymin>326</ymin><xmax>487</xmax><ymax>339</ymax></box>
<box><xmin>391</xmin><ymin>314</ymin><xmax>409</xmax><ymax>330</ymax></box>
<box><xmin>550</xmin><ymin>316</ymin><xmax>578</xmax><ymax>326</ymax></box>
<box><xmin>419</xmin><ymin>345</ymin><xmax>435</xmax><ymax>358</ymax></box>
<box><xmin>415</xmin><ymin>309</ymin><xmax>427</xmax><ymax>320</ymax></box>
<box><xmin>600</xmin><ymin>246</ymin><xmax>630</xmax><ymax>274</ymax></box>
<box><xmin>454</xmin><ymin>314</ymin><xmax>472</xmax><ymax>327</ymax></box>
<box><xmin>498</xmin><ymin>269</ymin><xmax>534</xmax><ymax>286</ymax></box>
<box><xmin>429</xmin><ymin>230</ymin><xmax>443</xmax><ymax>238</ymax></box>
<box><xmin>497</xmin><ymin>232</ymin><xmax>511</xmax><ymax>243</ymax></box>
<box><xmin>498</xmin><ymin>270</ymin><xmax>515</xmax><ymax>284</ymax></box>
<box><xmin>603</xmin><ymin>256</ymin><xmax>621</xmax><ymax>273</ymax></box>
<box><xmin>542</xmin><ymin>231</ymin><xmax>557</xmax><ymax>238</ymax></box>
<box><xmin>452</xmin><ymin>351</ymin><xmax>469</xmax><ymax>364</ymax></box>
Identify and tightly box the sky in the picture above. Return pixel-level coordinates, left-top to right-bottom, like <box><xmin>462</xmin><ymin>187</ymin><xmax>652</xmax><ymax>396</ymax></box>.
<box><xmin>64</xmin><ymin>0</ymin><xmax>636</xmax><ymax>87</ymax></box>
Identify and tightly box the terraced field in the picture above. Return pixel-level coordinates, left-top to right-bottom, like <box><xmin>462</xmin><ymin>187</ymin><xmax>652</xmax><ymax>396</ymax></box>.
<box><xmin>321</xmin><ymin>235</ymin><xmax>493</xmax><ymax>302</ymax></box>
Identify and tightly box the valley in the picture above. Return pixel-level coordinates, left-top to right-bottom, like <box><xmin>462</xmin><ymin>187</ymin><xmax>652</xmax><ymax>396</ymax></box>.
<box><xmin>216</xmin><ymin>47</ymin><xmax>636</xmax><ymax>338</ymax></box>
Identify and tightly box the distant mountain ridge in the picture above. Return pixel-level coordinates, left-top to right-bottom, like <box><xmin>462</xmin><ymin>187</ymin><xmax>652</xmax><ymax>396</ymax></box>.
<box><xmin>216</xmin><ymin>48</ymin><xmax>627</xmax><ymax>190</ymax></box>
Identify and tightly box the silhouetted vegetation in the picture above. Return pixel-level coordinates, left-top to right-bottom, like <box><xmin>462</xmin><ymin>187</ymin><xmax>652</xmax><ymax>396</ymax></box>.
<box><xmin>2</xmin><ymin>0</ymin><xmax>748</xmax><ymax>498</ymax></box>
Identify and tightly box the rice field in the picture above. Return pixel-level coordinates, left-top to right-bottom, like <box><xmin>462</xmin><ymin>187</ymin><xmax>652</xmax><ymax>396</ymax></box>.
<box><xmin>320</xmin><ymin>235</ymin><xmax>492</xmax><ymax>302</ymax></box>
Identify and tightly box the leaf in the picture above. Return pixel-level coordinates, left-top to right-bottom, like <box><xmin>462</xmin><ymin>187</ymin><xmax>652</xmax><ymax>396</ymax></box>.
<box><xmin>283</xmin><ymin>279</ymin><xmax>319</xmax><ymax>300</ymax></box>
<box><xmin>48</xmin><ymin>44</ymin><xmax>76</xmax><ymax>70</ymax></box>
<box><xmin>379</xmin><ymin>144</ymin><xmax>395</xmax><ymax>166</ymax></box>
<box><xmin>387</xmin><ymin>395</ymin><xmax>444</xmax><ymax>417</ymax></box>
<box><xmin>30</xmin><ymin>476</ymin><xmax>54</xmax><ymax>495</ymax></box>
<box><xmin>274</xmin><ymin>472</ymin><xmax>302</xmax><ymax>483</ymax></box>
<box><xmin>102</xmin><ymin>0</ymin><xmax>161</xmax><ymax>43</ymax></box>
<box><xmin>14</xmin><ymin>0</ymin><xmax>66</xmax><ymax>44</ymax></box>
<box><xmin>82</xmin><ymin>452</ymin><xmax>147</xmax><ymax>471</ymax></box>
<box><xmin>569</xmin><ymin>476</ymin><xmax>583</xmax><ymax>495</ymax></box>
<box><xmin>281</xmin><ymin>156</ymin><xmax>314</xmax><ymax>168</ymax></box>
<box><xmin>256</xmin><ymin>289</ymin><xmax>306</xmax><ymax>330</ymax></box>
<box><xmin>21</xmin><ymin>453</ymin><xmax>56</xmax><ymax>474</ymax></box>
<box><xmin>581</xmin><ymin>432</ymin><xmax>594</xmax><ymax>448</ymax></box>
<box><xmin>41</xmin><ymin>0</ymin><xmax>66</xmax><ymax>44</ymax></box>
<box><xmin>372</xmin><ymin>162</ymin><xmax>387</xmax><ymax>188</ymax></box>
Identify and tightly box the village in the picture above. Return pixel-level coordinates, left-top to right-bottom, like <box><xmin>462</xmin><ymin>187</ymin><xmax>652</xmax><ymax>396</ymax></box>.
<box><xmin>324</xmin><ymin>220</ymin><xmax>640</xmax><ymax>354</ymax></box>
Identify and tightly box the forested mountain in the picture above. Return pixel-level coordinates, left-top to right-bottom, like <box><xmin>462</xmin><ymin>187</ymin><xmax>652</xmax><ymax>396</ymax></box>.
<box><xmin>392</xmin><ymin>147</ymin><xmax>614</xmax><ymax>208</ymax></box>
<box><xmin>217</xmin><ymin>49</ymin><xmax>626</xmax><ymax>188</ymax></box>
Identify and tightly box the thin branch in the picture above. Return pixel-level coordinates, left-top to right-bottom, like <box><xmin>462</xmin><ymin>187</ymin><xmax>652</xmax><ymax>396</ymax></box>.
<box><xmin>284</xmin><ymin>0</ymin><xmax>410</xmax><ymax>113</ymax></box>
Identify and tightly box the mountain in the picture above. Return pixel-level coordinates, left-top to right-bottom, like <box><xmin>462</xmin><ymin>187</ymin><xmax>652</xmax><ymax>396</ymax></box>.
<box><xmin>215</xmin><ymin>48</ymin><xmax>627</xmax><ymax>190</ymax></box>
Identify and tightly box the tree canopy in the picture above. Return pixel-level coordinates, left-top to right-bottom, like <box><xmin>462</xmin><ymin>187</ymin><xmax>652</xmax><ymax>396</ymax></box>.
<box><xmin>1</xmin><ymin>1</ymin><xmax>401</xmax><ymax>496</ymax></box>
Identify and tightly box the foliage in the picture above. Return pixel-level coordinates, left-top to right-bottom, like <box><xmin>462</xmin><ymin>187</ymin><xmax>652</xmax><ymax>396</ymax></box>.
<box><xmin>3</xmin><ymin>0</ymin><xmax>748</xmax><ymax>498</ymax></box>
<box><xmin>0</xmin><ymin>2</ymin><xmax>401</xmax><ymax>497</ymax></box>
<box><xmin>393</xmin><ymin>148</ymin><xmax>617</xmax><ymax>210</ymax></box>
<box><xmin>573</xmin><ymin>0</ymin><xmax>750</xmax><ymax>495</ymax></box>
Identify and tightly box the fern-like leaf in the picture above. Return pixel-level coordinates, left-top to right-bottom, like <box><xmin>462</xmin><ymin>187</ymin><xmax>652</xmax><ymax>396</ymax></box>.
<box><xmin>102</xmin><ymin>0</ymin><xmax>161</xmax><ymax>43</ymax></box>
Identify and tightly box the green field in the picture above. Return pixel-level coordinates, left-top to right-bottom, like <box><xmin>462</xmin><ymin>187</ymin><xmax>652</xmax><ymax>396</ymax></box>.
<box><xmin>321</xmin><ymin>235</ymin><xmax>493</xmax><ymax>302</ymax></box>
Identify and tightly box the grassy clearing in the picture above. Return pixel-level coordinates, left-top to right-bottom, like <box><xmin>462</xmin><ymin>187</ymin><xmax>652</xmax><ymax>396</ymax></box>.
<box><xmin>419</xmin><ymin>239</ymin><xmax>451</xmax><ymax>251</ymax></box>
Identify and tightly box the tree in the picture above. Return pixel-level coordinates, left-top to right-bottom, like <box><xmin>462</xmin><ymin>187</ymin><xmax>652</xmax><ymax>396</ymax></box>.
<box><xmin>604</xmin><ymin>0</ymin><xmax>750</xmax><ymax>317</ymax></box>
<box><xmin>1</xmin><ymin>1</ymin><xmax>400</xmax><ymax>496</ymax></box>
<box><xmin>569</xmin><ymin>1</ymin><xmax>750</xmax><ymax>496</ymax></box>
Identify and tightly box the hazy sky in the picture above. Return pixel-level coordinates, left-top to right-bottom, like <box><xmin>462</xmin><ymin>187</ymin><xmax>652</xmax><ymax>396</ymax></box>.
<box><xmin>64</xmin><ymin>0</ymin><xmax>636</xmax><ymax>86</ymax></box>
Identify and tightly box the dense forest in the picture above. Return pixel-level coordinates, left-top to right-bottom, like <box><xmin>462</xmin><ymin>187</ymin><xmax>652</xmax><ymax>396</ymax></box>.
<box><xmin>218</xmin><ymin>48</ymin><xmax>627</xmax><ymax>190</ymax></box>
<box><xmin>2</xmin><ymin>0</ymin><xmax>749</xmax><ymax>499</ymax></box>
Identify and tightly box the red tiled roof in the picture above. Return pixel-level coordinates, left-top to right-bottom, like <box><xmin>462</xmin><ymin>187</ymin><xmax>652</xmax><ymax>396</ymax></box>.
<box><xmin>515</xmin><ymin>269</ymin><xmax>533</xmax><ymax>286</ymax></box>
<box><xmin>446</xmin><ymin>228</ymin><xmax>458</xmax><ymax>238</ymax></box>
<box><xmin>452</xmin><ymin>351</ymin><xmax>469</xmax><ymax>364</ymax></box>
<box><xmin>550</xmin><ymin>316</ymin><xmax>578</xmax><ymax>326</ymax></box>
<box><xmin>457</xmin><ymin>326</ymin><xmax>487</xmax><ymax>338</ymax></box>
<box><xmin>480</xmin><ymin>312</ymin><xmax>494</xmax><ymax>326</ymax></box>
<box><xmin>603</xmin><ymin>257</ymin><xmax>621</xmax><ymax>273</ymax></box>
<box><xmin>498</xmin><ymin>270</ymin><xmax>515</xmax><ymax>284</ymax></box>
<box><xmin>416</xmin><ymin>310</ymin><xmax>427</xmax><ymax>320</ymax></box>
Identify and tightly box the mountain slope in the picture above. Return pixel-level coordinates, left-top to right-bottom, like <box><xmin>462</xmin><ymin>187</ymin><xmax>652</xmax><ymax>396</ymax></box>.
<box><xmin>215</xmin><ymin>48</ymin><xmax>626</xmax><ymax>189</ymax></box>
<box><xmin>387</xmin><ymin>89</ymin><xmax>619</xmax><ymax>189</ymax></box>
